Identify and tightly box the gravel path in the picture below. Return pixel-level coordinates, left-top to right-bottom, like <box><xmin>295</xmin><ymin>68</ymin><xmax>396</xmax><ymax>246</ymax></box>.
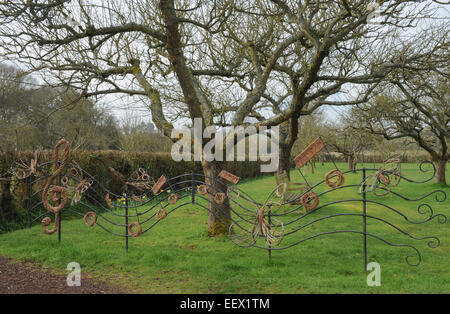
<box><xmin>0</xmin><ymin>256</ymin><xmax>124</xmax><ymax>294</ymax></box>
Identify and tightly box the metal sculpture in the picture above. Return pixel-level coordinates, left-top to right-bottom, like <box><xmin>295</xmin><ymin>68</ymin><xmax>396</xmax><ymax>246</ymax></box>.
<box><xmin>41</xmin><ymin>139</ymin><xmax>70</xmax><ymax>235</ymax></box>
<box><xmin>2</xmin><ymin>139</ymin><xmax>447</xmax><ymax>271</ymax></box>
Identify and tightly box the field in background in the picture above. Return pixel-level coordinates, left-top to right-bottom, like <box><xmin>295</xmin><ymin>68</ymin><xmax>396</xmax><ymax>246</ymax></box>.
<box><xmin>0</xmin><ymin>162</ymin><xmax>448</xmax><ymax>293</ymax></box>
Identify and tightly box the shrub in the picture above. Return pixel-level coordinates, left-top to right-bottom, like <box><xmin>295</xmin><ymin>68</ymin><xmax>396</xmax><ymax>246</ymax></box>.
<box><xmin>0</xmin><ymin>150</ymin><xmax>267</xmax><ymax>232</ymax></box>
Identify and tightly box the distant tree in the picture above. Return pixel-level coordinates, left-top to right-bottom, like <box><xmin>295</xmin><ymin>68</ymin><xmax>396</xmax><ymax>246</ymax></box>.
<box><xmin>119</xmin><ymin>117</ymin><xmax>172</xmax><ymax>152</ymax></box>
<box><xmin>291</xmin><ymin>111</ymin><xmax>327</xmax><ymax>174</ymax></box>
<box><xmin>0</xmin><ymin>63</ymin><xmax>121</xmax><ymax>151</ymax></box>
<box><xmin>349</xmin><ymin>31</ymin><xmax>449</xmax><ymax>184</ymax></box>
<box><xmin>323</xmin><ymin>118</ymin><xmax>373</xmax><ymax>172</ymax></box>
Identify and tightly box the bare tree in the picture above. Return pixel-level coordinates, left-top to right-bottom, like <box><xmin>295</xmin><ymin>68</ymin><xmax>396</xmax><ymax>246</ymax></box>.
<box><xmin>0</xmin><ymin>0</ymin><xmax>443</xmax><ymax>234</ymax></box>
<box><xmin>349</xmin><ymin>27</ymin><xmax>449</xmax><ymax>184</ymax></box>
<box><xmin>324</xmin><ymin>120</ymin><xmax>373</xmax><ymax>172</ymax></box>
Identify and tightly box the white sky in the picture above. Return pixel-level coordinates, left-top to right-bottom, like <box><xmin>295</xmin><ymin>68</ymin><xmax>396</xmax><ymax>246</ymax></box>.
<box><xmin>1</xmin><ymin>1</ymin><xmax>449</xmax><ymax>127</ymax></box>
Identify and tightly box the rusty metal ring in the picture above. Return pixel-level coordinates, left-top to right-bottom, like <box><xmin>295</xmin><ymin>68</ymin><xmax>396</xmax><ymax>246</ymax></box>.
<box><xmin>300</xmin><ymin>192</ymin><xmax>320</xmax><ymax>211</ymax></box>
<box><xmin>214</xmin><ymin>193</ymin><xmax>226</xmax><ymax>204</ymax></box>
<box><xmin>84</xmin><ymin>212</ymin><xmax>97</xmax><ymax>227</ymax></box>
<box><xmin>128</xmin><ymin>222</ymin><xmax>142</xmax><ymax>237</ymax></box>
<box><xmin>168</xmin><ymin>193</ymin><xmax>179</xmax><ymax>205</ymax></box>
<box><xmin>325</xmin><ymin>169</ymin><xmax>345</xmax><ymax>188</ymax></box>
<box><xmin>156</xmin><ymin>208</ymin><xmax>167</xmax><ymax>220</ymax></box>
<box><xmin>197</xmin><ymin>184</ymin><xmax>208</xmax><ymax>195</ymax></box>
<box><xmin>61</xmin><ymin>176</ymin><xmax>69</xmax><ymax>186</ymax></box>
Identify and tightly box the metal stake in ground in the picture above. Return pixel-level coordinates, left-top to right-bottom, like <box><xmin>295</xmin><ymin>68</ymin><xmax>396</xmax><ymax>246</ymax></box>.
<box><xmin>28</xmin><ymin>173</ymin><xmax>34</xmax><ymax>228</ymax></box>
<box><xmin>362</xmin><ymin>168</ymin><xmax>368</xmax><ymax>272</ymax></box>
<box><xmin>125</xmin><ymin>194</ymin><xmax>129</xmax><ymax>252</ymax></box>
<box><xmin>57</xmin><ymin>160</ymin><xmax>62</xmax><ymax>243</ymax></box>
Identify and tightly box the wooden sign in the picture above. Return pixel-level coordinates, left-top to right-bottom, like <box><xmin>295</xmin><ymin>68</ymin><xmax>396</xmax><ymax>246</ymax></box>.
<box><xmin>218</xmin><ymin>170</ymin><xmax>240</xmax><ymax>184</ymax></box>
<box><xmin>152</xmin><ymin>175</ymin><xmax>167</xmax><ymax>195</ymax></box>
<box><xmin>294</xmin><ymin>137</ymin><xmax>325</xmax><ymax>169</ymax></box>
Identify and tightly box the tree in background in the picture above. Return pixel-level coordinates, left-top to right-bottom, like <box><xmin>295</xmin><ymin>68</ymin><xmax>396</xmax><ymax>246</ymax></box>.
<box><xmin>323</xmin><ymin>117</ymin><xmax>373</xmax><ymax>172</ymax></box>
<box><xmin>119</xmin><ymin>118</ymin><xmax>172</xmax><ymax>152</ymax></box>
<box><xmin>291</xmin><ymin>111</ymin><xmax>328</xmax><ymax>174</ymax></box>
<box><xmin>0</xmin><ymin>63</ymin><xmax>121</xmax><ymax>151</ymax></box>
<box><xmin>349</xmin><ymin>29</ymin><xmax>449</xmax><ymax>184</ymax></box>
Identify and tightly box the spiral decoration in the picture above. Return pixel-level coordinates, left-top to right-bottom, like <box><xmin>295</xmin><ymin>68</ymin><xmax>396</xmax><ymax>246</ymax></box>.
<box><xmin>156</xmin><ymin>208</ymin><xmax>167</xmax><ymax>220</ymax></box>
<box><xmin>41</xmin><ymin>139</ymin><xmax>70</xmax><ymax>235</ymax></box>
<box><xmin>9</xmin><ymin>150</ymin><xmax>40</xmax><ymax>180</ymax></box>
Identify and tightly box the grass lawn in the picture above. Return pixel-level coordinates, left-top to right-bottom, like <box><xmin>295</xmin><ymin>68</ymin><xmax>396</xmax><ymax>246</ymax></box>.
<box><xmin>0</xmin><ymin>162</ymin><xmax>448</xmax><ymax>293</ymax></box>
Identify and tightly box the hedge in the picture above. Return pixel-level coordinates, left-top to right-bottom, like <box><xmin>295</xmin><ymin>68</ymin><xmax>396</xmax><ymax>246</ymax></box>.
<box><xmin>0</xmin><ymin>150</ymin><xmax>267</xmax><ymax>232</ymax></box>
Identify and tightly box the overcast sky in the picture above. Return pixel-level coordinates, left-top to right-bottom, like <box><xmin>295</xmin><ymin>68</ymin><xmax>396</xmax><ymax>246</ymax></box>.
<box><xmin>1</xmin><ymin>1</ymin><xmax>448</xmax><ymax>128</ymax></box>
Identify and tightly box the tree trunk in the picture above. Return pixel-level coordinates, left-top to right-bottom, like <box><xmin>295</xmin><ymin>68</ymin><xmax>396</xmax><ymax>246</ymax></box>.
<box><xmin>278</xmin><ymin>143</ymin><xmax>292</xmax><ymax>179</ymax></box>
<box><xmin>347</xmin><ymin>155</ymin><xmax>354</xmax><ymax>171</ymax></box>
<box><xmin>201</xmin><ymin>159</ymin><xmax>232</xmax><ymax>236</ymax></box>
<box><xmin>433</xmin><ymin>158</ymin><xmax>447</xmax><ymax>185</ymax></box>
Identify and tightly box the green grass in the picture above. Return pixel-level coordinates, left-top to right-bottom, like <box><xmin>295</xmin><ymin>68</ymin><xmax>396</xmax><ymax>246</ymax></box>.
<box><xmin>0</xmin><ymin>162</ymin><xmax>448</xmax><ymax>293</ymax></box>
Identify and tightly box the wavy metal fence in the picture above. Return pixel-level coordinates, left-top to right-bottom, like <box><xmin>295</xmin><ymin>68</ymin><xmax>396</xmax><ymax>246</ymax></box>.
<box><xmin>2</xmin><ymin>139</ymin><xmax>447</xmax><ymax>271</ymax></box>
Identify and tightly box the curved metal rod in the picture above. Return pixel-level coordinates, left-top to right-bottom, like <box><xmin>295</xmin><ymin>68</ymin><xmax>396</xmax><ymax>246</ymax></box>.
<box><xmin>231</xmin><ymin>229</ymin><xmax>423</xmax><ymax>266</ymax></box>
<box><xmin>140</xmin><ymin>201</ymin><xmax>193</xmax><ymax>234</ymax></box>
<box><xmin>31</xmin><ymin>211</ymin><xmax>50</xmax><ymax>223</ymax></box>
<box><xmin>281</xmin><ymin>212</ymin><xmax>441</xmax><ymax>248</ymax></box>
<box><xmin>194</xmin><ymin>194</ymin><xmax>256</xmax><ymax>224</ymax></box>
<box><xmin>373</xmin><ymin>187</ymin><xmax>447</xmax><ymax>203</ymax></box>
<box><xmin>276</xmin><ymin>198</ymin><xmax>446</xmax><ymax>227</ymax></box>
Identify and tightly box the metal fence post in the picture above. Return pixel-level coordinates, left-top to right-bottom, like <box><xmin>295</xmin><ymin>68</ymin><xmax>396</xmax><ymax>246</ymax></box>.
<box><xmin>191</xmin><ymin>173</ymin><xmax>195</xmax><ymax>204</ymax></box>
<box><xmin>57</xmin><ymin>161</ymin><xmax>62</xmax><ymax>243</ymax></box>
<box><xmin>28</xmin><ymin>173</ymin><xmax>34</xmax><ymax>228</ymax></box>
<box><xmin>268</xmin><ymin>209</ymin><xmax>272</xmax><ymax>259</ymax></box>
<box><xmin>362</xmin><ymin>168</ymin><xmax>368</xmax><ymax>272</ymax></box>
<box><xmin>125</xmin><ymin>195</ymin><xmax>129</xmax><ymax>252</ymax></box>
